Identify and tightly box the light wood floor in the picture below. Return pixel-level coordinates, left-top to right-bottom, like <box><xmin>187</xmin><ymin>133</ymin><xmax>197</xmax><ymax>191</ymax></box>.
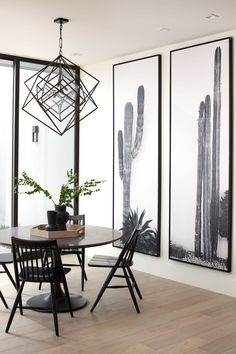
<box><xmin>0</xmin><ymin>254</ymin><xmax>236</xmax><ymax>354</ymax></box>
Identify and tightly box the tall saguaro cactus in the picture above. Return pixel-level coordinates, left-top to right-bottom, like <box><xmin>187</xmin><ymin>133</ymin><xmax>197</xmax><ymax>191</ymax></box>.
<box><xmin>194</xmin><ymin>46</ymin><xmax>222</xmax><ymax>261</ymax></box>
<box><xmin>211</xmin><ymin>46</ymin><xmax>221</xmax><ymax>259</ymax></box>
<box><xmin>118</xmin><ymin>85</ymin><xmax>144</xmax><ymax>223</ymax></box>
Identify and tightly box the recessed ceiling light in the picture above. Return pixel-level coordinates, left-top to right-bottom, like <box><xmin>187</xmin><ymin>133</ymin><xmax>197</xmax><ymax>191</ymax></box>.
<box><xmin>159</xmin><ymin>27</ymin><xmax>170</xmax><ymax>32</ymax></box>
<box><xmin>206</xmin><ymin>13</ymin><xmax>220</xmax><ymax>20</ymax></box>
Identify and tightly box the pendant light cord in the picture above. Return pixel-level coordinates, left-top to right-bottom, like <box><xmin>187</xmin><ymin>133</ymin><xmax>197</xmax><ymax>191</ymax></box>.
<box><xmin>58</xmin><ymin>22</ymin><xmax>64</xmax><ymax>90</ymax></box>
<box><xmin>59</xmin><ymin>22</ymin><xmax>63</xmax><ymax>56</ymax></box>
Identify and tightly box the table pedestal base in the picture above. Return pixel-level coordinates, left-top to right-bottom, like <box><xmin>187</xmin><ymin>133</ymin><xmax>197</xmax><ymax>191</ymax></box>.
<box><xmin>27</xmin><ymin>293</ymin><xmax>87</xmax><ymax>313</ymax></box>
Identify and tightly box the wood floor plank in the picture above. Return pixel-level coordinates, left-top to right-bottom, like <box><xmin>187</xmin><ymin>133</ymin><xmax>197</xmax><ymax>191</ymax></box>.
<box><xmin>0</xmin><ymin>255</ymin><xmax>236</xmax><ymax>354</ymax></box>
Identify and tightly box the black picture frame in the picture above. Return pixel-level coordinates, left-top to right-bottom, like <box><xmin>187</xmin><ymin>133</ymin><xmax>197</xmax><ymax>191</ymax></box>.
<box><xmin>113</xmin><ymin>55</ymin><xmax>161</xmax><ymax>257</ymax></box>
<box><xmin>169</xmin><ymin>37</ymin><xmax>232</xmax><ymax>271</ymax></box>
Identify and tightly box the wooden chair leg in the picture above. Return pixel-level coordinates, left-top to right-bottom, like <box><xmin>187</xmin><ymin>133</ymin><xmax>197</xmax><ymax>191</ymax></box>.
<box><xmin>90</xmin><ymin>267</ymin><xmax>116</xmax><ymax>312</ymax></box>
<box><xmin>77</xmin><ymin>251</ymin><xmax>88</xmax><ymax>281</ymax></box>
<box><xmin>15</xmin><ymin>278</ymin><xmax>23</xmax><ymax>315</ymax></box>
<box><xmin>5</xmin><ymin>281</ymin><xmax>25</xmax><ymax>333</ymax></box>
<box><xmin>50</xmin><ymin>283</ymin><xmax>59</xmax><ymax>336</ymax></box>
<box><xmin>0</xmin><ymin>290</ymin><xmax>8</xmax><ymax>309</ymax></box>
<box><xmin>127</xmin><ymin>267</ymin><xmax>142</xmax><ymax>299</ymax></box>
<box><xmin>76</xmin><ymin>249</ymin><xmax>88</xmax><ymax>292</ymax></box>
<box><xmin>61</xmin><ymin>278</ymin><xmax>73</xmax><ymax>318</ymax></box>
<box><xmin>2</xmin><ymin>264</ymin><xmax>16</xmax><ymax>288</ymax></box>
<box><xmin>123</xmin><ymin>267</ymin><xmax>140</xmax><ymax>314</ymax></box>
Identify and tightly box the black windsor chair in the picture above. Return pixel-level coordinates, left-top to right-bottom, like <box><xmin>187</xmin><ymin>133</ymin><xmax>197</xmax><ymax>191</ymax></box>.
<box><xmin>5</xmin><ymin>237</ymin><xmax>73</xmax><ymax>336</ymax></box>
<box><xmin>88</xmin><ymin>224</ymin><xmax>142</xmax><ymax>313</ymax></box>
<box><xmin>61</xmin><ymin>214</ymin><xmax>87</xmax><ymax>291</ymax></box>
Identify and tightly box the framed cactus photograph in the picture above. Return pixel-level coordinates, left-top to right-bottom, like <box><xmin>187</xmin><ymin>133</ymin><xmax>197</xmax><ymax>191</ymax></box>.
<box><xmin>113</xmin><ymin>55</ymin><xmax>161</xmax><ymax>256</ymax></box>
<box><xmin>169</xmin><ymin>37</ymin><xmax>232</xmax><ymax>271</ymax></box>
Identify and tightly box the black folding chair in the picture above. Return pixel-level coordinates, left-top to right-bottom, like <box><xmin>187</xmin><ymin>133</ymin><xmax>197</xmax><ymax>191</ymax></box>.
<box><xmin>61</xmin><ymin>214</ymin><xmax>87</xmax><ymax>291</ymax></box>
<box><xmin>88</xmin><ymin>225</ymin><xmax>142</xmax><ymax>313</ymax></box>
<box><xmin>0</xmin><ymin>252</ymin><xmax>16</xmax><ymax>308</ymax></box>
<box><xmin>5</xmin><ymin>237</ymin><xmax>73</xmax><ymax>336</ymax></box>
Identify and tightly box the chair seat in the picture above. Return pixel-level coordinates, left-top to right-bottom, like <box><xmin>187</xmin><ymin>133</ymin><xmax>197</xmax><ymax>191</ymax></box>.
<box><xmin>19</xmin><ymin>267</ymin><xmax>71</xmax><ymax>282</ymax></box>
<box><xmin>88</xmin><ymin>255</ymin><xmax>133</xmax><ymax>268</ymax></box>
<box><xmin>0</xmin><ymin>251</ymin><xmax>40</xmax><ymax>264</ymax></box>
<box><xmin>0</xmin><ymin>253</ymin><xmax>13</xmax><ymax>264</ymax></box>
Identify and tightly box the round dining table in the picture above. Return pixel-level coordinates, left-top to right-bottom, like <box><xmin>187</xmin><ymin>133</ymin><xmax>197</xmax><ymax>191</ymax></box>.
<box><xmin>0</xmin><ymin>225</ymin><xmax>122</xmax><ymax>313</ymax></box>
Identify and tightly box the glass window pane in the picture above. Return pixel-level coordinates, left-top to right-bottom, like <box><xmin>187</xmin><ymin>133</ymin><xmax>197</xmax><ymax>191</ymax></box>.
<box><xmin>18</xmin><ymin>62</ymin><xmax>74</xmax><ymax>226</ymax></box>
<box><xmin>0</xmin><ymin>60</ymin><xmax>13</xmax><ymax>229</ymax></box>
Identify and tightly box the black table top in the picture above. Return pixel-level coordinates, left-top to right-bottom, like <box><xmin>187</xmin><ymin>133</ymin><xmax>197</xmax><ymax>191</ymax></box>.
<box><xmin>0</xmin><ymin>225</ymin><xmax>122</xmax><ymax>249</ymax></box>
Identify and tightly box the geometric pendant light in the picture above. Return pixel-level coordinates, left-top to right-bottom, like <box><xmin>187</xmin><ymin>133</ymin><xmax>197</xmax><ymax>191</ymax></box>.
<box><xmin>22</xmin><ymin>18</ymin><xmax>99</xmax><ymax>136</ymax></box>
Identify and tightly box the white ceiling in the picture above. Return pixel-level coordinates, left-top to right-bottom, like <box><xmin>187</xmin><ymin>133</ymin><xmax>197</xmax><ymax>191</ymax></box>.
<box><xmin>1</xmin><ymin>0</ymin><xmax>236</xmax><ymax>65</ymax></box>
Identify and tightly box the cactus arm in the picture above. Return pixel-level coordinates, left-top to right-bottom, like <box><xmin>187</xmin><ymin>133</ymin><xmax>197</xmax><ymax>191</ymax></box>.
<box><xmin>211</xmin><ymin>46</ymin><xmax>221</xmax><ymax>259</ymax></box>
<box><xmin>124</xmin><ymin>102</ymin><xmax>133</xmax><ymax>174</ymax></box>
<box><xmin>118</xmin><ymin>130</ymin><xmax>124</xmax><ymax>180</ymax></box>
<box><xmin>132</xmin><ymin>85</ymin><xmax>144</xmax><ymax>158</ymax></box>
<box><xmin>195</xmin><ymin>101</ymin><xmax>205</xmax><ymax>258</ymax></box>
<box><xmin>203</xmin><ymin>94</ymin><xmax>212</xmax><ymax>260</ymax></box>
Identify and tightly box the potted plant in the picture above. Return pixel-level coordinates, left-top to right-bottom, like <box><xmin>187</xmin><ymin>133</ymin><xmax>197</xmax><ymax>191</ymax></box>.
<box><xmin>15</xmin><ymin>169</ymin><xmax>105</xmax><ymax>230</ymax></box>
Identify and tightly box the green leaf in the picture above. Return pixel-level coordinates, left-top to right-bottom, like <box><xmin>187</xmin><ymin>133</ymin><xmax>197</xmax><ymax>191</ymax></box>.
<box><xmin>15</xmin><ymin>170</ymin><xmax>105</xmax><ymax>209</ymax></box>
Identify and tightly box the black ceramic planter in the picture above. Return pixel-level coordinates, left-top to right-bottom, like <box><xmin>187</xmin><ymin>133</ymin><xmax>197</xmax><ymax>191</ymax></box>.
<box><xmin>45</xmin><ymin>210</ymin><xmax>58</xmax><ymax>231</ymax></box>
<box><xmin>55</xmin><ymin>205</ymin><xmax>69</xmax><ymax>231</ymax></box>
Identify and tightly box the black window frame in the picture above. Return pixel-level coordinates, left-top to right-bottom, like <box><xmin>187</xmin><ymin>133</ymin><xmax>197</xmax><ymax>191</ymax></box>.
<box><xmin>0</xmin><ymin>53</ymin><xmax>79</xmax><ymax>226</ymax></box>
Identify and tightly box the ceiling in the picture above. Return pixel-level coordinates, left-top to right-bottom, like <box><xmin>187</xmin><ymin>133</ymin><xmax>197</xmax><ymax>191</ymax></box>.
<box><xmin>1</xmin><ymin>0</ymin><xmax>236</xmax><ymax>65</ymax></box>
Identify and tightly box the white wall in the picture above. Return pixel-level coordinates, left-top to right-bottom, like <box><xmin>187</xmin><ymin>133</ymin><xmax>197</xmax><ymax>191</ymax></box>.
<box><xmin>80</xmin><ymin>29</ymin><xmax>236</xmax><ymax>298</ymax></box>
